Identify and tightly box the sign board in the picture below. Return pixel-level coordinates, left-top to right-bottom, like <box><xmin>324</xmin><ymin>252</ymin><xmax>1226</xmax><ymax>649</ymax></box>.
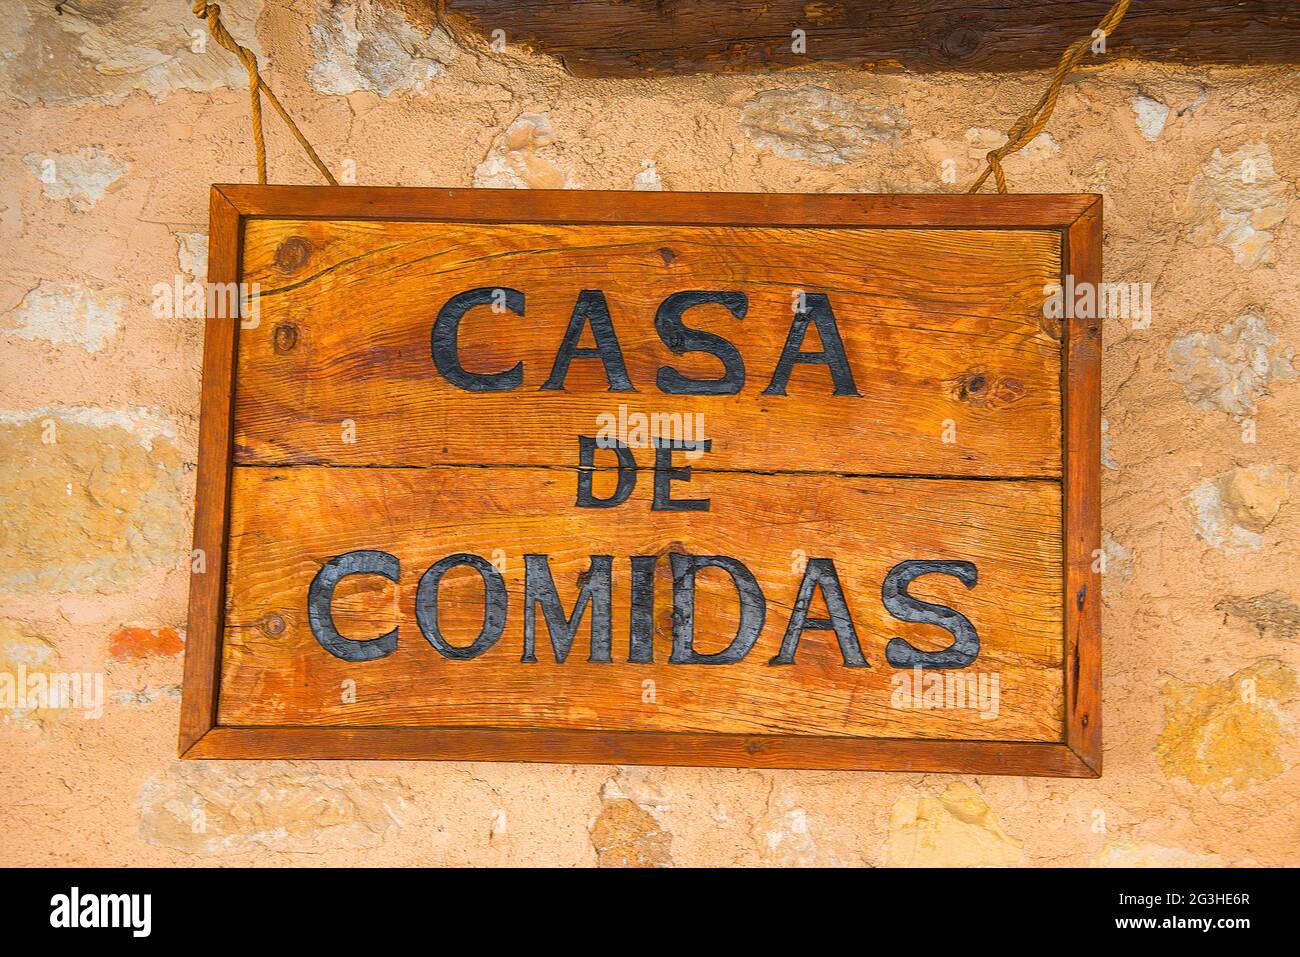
<box><xmin>180</xmin><ymin>187</ymin><xmax>1101</xmax><ymax>776</ymax></box>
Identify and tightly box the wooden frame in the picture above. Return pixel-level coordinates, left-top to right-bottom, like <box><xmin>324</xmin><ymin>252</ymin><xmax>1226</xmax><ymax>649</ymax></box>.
<box><xmin>180</xmin><ymin>186</ymin><xmax>1101</xmax><ymax>776</ymax></box>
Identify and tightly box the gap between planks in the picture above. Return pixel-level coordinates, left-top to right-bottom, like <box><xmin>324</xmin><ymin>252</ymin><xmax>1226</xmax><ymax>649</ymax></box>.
<box><xmin>232</xmin><ymin>462</ymin><xmax>1064</xmax><ymax>482</ymax></box>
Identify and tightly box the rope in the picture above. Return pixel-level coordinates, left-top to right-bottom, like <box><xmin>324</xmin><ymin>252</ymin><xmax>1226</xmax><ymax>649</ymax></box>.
<box><xmin>968</xmin><ymin>0</ymin><xmax>1129</xmax><ymax>193</ymax></box>
<box><xmin>193</xmin><ymin>0</ymin><xmax>1126</xmax><ymax>192</ymax></box>
<box><xmin>192</xmin><ymin>2</ymin><xmax>339</xmax><ymax>185</ymax></box>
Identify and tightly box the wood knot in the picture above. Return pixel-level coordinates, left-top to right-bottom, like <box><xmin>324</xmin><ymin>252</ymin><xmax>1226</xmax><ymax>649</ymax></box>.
<box><xmin>275</xmin><ymin>236</ymin><xmax>313</xmax><ymax>273</ymax></box>
<box><xmin>658</xmin><ymin>247</ymin><xmax>677</xmax><ymax>265</ymax></box>
<box><xmin>952</xmin><ymin>367</ymin><xmax>1025</xmax><ymax>408</ymax></box>
<box><xmin>260</xmin><ymin>613</ymin><xmax>287</xmax><ymax>637</ymax></box>
<box><xmin>1037</xmin><ymin>313</ymin><xmax>1064</xmax><ymax>342</ymax></box>
<box><xmin>272</xmin><ymin>322</ymin><xmax>298</xmax><ymax>354</ymax></box>
<box><xmin>940</xmin><ymin>24</ymin><xmax>982</xmax><ymax>61</ymax></box>
<box><xmin>655</xmin><ymin>540</ymin><xmax>687</xmax><ymax>563</ymax></box>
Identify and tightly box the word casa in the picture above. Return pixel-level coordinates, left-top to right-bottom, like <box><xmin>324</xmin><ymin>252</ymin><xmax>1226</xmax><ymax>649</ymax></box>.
<box><xmin>307</xmin><ymin>550</ymin><xmax>982</xmax><ymax>670</ymax></box>
<box><xmin>432</xmin><ymin>287</ymin><xmax>861</xmax><ymax>395</ymax></box>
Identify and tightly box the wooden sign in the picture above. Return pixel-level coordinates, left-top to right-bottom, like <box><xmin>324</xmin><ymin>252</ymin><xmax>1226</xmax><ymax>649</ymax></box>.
<box><xmin>180</xmin><ymin>187</ymin><xmax>1101</xmax><ymax>776</ymax></box>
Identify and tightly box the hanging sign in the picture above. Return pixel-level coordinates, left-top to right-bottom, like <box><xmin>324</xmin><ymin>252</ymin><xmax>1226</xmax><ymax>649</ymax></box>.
<box><xmin>180</xmin><ymin>187</ymin><xmax>1101</xmax><ymax>775</ymax></box>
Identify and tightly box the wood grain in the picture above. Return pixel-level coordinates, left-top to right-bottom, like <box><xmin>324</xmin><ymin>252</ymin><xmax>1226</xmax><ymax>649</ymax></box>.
<box><xmin>178</xmin><ymin>187</ymin><xmax>1102</xmax><ymax>776</ymax></box>
<box><xmin>1064</xmin><ymin>200</ymin><xmax>1103</xmax><ymax>773</ymax></box>
<box><xmin>217</xmin><ymin>466</ymin><xmax>1064</xmax><ymax>741</ymax></box>
<box><xmin>435</xmin><ymin>0</ymin><xmax>1300</xmax><ymax>76</ymax></box>
<box><xmin>178</xmin><ymin>187</ymin><xmax>241</xmax><ymax>755</ymax></box>
<box><xmin>235</xmin><ymin>219</ymin><xmax>1063</xmax><ymax>475</ymax></box>
<box><xmin>214</xmin><ymin>185</ymin><xmax>1099</xmax><ymax>229</ymax></box>
<box><xmin>185</xmin><ymin>727</ymin><xmax>1097</xmax><ymax>776</ymax></box>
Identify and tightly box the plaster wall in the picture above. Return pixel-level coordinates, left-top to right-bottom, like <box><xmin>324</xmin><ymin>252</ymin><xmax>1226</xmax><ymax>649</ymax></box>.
<box><xmin>1</xmin><ymin>1</ymin><xmax>1296</xmax><ymax>866</ymax></box>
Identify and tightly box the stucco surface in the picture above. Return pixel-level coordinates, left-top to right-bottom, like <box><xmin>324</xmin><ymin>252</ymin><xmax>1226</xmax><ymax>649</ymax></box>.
<box><xmin>1</xmin><ymin>1</ymin><xmax>1297</xmax><ymax>866</ymax></box>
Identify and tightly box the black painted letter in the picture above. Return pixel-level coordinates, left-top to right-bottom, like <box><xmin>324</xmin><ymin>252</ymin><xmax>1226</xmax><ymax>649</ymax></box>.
<box><xmin>881</xmin><ymin>560</ymin><xmax>979</xmax><ymax>669</ymax></box>
<box><xmin>655</xmin><ymin>291</ymin><xmax>747</xmax><ymax>395</ymax></box>
<box><xmin>576</xmin><ymin>435</ymin><xmax>637</xmax><ymax>507</ymax></box>
<box><xmin>769</xmin><ymin>558</ymin><xmax>868</xmax><ymax>666</ymax></box>
<box><xmin>431</xmin><ymin>287</ymin><xmax>524</xmax><ymax>391</ymax></box>
<box><xmin>308</xmin><ymin>550</ymin><xmax>400</xmax><ymax>662</ymax></box>
<box><xmin>668</xmin><ymin>554</ymin><xmax>766</xmax><ymax>664</ymax></box>
<box><xmin>763</xmin><ymin>293</ymin><xmax>860</xmax><ymax>396</ymax></box>
<box><xmin>415</xmin><ymin>553</ymin><xmax>507</xmax><ymax>659</ymax></box>
<box><xmin>652</xmin><ymin>438</ymin><xmax>711</xmax><ymax>511</ymax></box>
<box><xmin>541</xmin><ymin>290</ymin><xmax>633</xmax><ymax>392</ymax></box>
<box><xmin>628</xmin><ymin>555</ymin><xmax>657</xmax><ymax>663</ymax></box>
<box><xmin>522</xmin><ymin>554</ymin><xmax>614</xmax><ymax>662</ymax></box>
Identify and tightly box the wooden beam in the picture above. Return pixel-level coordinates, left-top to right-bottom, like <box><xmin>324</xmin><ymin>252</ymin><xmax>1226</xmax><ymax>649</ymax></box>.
<box><xmin>433</xmin><ymin>0</ymin><xmax>1300</xmax><ymax>76</ymax></box>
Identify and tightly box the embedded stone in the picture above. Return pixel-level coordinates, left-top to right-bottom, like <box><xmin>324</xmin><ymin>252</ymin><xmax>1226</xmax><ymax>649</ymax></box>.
<box><xmin>741</xmin><ymin>86</ymin><xmax>907</xmax><ymax>165</ymax></box>
<box><xmin>1184</xmin><ymin>465</ymin><xmax>1292</xmax><ymax>552</ymax></box>
<box><xmin>2</xmin><ymin>282</ymin><xmax>124</xmax><ymax>353</ymax></box>
<box><xmin>310</xmin><ymin>0</ymin><xmax>456</xmax><ymax>96</ymax></box>
<box><xmin>1130</xmin><ymin>95</ymin><xmax>1170</xmax><ymax>141</ymax></box>
<box><xmin>0</xmin><ymin>619</ymin><xmax>58</xmax><ymax>730</ymax></box>
<box><xmin>474</xmin><ymin>112</ymin><xmax>580</xmax><ymax>189</ymax></box>
<box><xmin>633</xmin><ymin>160</ymin><xmax>663</xmax><ymax>191</ymax></box>
<box><xmin>752</xmin><ymin>791</ymin><xmax>819</xmax><ymax>866</ymax></box>
<box><xmin>1101</xmin><ymin>417</ymin><xmax>1118</xmax><ymax>470</ymax></box>
<box><xmin>113</xmin><ymin>685</ymin><xmax>182</xmax><ymax>706</ymax></box>
<box><xmin>1217</xmin><ymin>592</ymin><xmax>1300</xmax><ymax>641</ymax></box>
<box><xmin>23</xmin><ymin>149</ymin><xmax>129</xmax><ymax>211</ymax></box>
<box><xmin>0</xmin><ymin>0</ymin><xmax>266</xmax><ymax>105</ymax></box>
<box><xmin>1187</xmin><ymin>143</ymin><xmax>1293</xmax><ymax>269</ymax></box>
<box><xmin>1100</xmin><ymin>530</ymin><xmax>1133</xmax><ymax>600</ymax></box>
<box><xmin>139</xmin><ymin>762</ymin><xmax>409</xmax><ymax>854</ymax></box>
<box><xmin>887</xmin><ymin>783</ymin><xmax>1022</xmax><ymax>867</ymax></box>
<box><xmin>1218</xmin><ymin>465</ymin><xmax>1292</xmax><ymax>532</ymax></box>
<box><xmin>1156</xmin><ymin>658</ymin><xmax>1295</xmax><ymax>792</ymax></box>
<box><xmin>590</xmin><ymin>797</ymin><xmax>672</xmax><ymax>867</ymax></box>
<box><xmin>1094</xmin><ymin>842</ymin><xmax>1226</xmax><ymax>867</ymax></box>
<box><xmin>176</xmin><ymin>232</ymin><xmax>208</xmax><ymax>281</ymax></box>
<box><xmin>1168</xmin><ymin>313</ymin><xmax>1296</xmax><ymax>421</ymax></box>
<box><xmin>0</xmin><ymin>407</ymin><xmax>185</xmax><ymax>592</ymax></box>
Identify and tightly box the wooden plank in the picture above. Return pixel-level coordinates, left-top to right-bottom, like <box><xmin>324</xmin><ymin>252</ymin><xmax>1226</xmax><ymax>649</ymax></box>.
<box><xmin>436</xmin><ymin>0</ymin><xmax>1300</xmax><ymax>76</ymax></box>
<box><xmin>186</xmin><ymin>727</ymin><xmax>1098</xmax><ymax>776</ymax></box>
<box><xmin>234</xmin><ymin>218</ymin><xmax>1063</xmax><ymax>475</ymax></box>
<box><xmin>217</xmin><ymin>466</ymin><xmax>1064</xmax><ymax>741</ymax></box>
<box><xmin>178</xmin><ymin>188</ymin><xmax>241</xmax><ymax>756</ymax></box>
<box><xmin>215</xmin><ymin>185</ymin><xmax>1098</xmax><ymax>229</ymax></box>
<box><xmin>177</xmin><ymin>187</ymin><xmax>1102</xmax><ymax>776</ymax></box>
<box><xmin>1064</xmin><ymin>199</ymin><xmax>1103</xmax><ymax>773</ymax></box>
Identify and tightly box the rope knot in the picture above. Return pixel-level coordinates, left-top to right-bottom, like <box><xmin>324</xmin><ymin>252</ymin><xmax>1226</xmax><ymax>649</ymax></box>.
<box><xmin>189</xmin><ymin>0</ymin><xmax>337</xmax><ymax>185</ymax></box>
<box><xmin>968</xmin><ymin>0</ymin><xmax>1128</xmax><ymax>193</ymax></box>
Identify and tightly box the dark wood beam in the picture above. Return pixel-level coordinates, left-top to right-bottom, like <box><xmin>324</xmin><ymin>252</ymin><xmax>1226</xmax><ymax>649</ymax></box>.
<box><xmin>432</xmin><ymin>1</ymin><xmax>1300</xmax><ymax>76</ymax></box>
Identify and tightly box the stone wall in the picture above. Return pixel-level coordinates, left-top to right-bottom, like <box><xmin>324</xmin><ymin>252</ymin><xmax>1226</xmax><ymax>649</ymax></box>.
<box><xmin>1</xmin><ymin>0</ymin><xmax>1296</xmax><ymax>866</ymax></box>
